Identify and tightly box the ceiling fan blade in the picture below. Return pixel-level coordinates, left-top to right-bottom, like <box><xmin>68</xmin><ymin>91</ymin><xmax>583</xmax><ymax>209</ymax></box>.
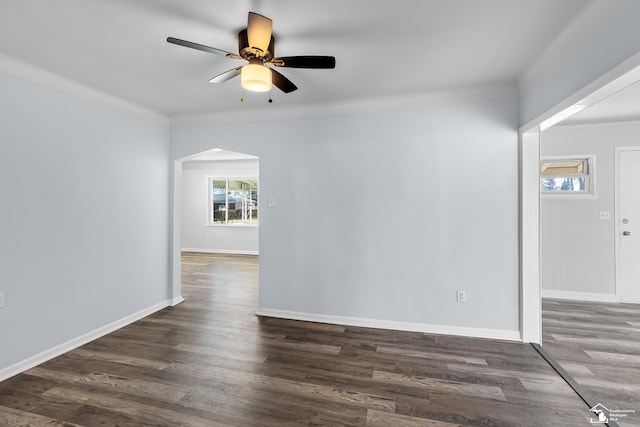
<box><xmin>167</xmin><ymin>37</ymin><xmax>242</xmax><ymax>60</ymax></box>
<box><xmin>209</xmin><ymin>66</ymin><xmax>243</xmax><ymax>83</ymax></box>
<box><xmin>272</xmin><ymin>56</ymin><xmax>336</xmax><ymax>69</ymax></box>
<box><xmin>271</xmin><ymin>68</ymin><xmax>297</xmax><ymax>93</ymax></box>
<box><xmin>247</xmin><ymin>12</ymin><xmax>272</xmax><ymax>56</ymax></box>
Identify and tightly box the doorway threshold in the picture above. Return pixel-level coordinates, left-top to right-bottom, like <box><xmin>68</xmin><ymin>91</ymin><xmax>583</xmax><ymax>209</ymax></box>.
<box><xmin>531</xmin><ymin>343</ymin><xmax>621</xmax><ymax>427</ymax></box>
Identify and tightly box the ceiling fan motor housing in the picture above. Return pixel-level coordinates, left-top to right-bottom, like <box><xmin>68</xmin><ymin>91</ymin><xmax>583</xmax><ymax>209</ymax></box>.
<box><xmin>167</xmin><ymin>11</ymin><xmax>334</xmax><ymax>94</ymax></box>
<box><xmin>238</xmin><ymin>29</ymin><xmax>274</xmax><ymax>62</ymax></box>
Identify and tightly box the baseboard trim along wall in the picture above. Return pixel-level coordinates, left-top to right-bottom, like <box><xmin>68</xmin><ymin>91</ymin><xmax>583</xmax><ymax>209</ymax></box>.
<box><xmin>0</xmin><ymin>298</ymin><xmax>181</xmax><ymax>382</ymax></box>
<box><xmin>182</xmin><ymin>248</ymin><xmax>259</xmax><ymax>256</ymax></box>
<box><xmin>541</xmin><ymin>289</ymin><xmax>620</xmax><ymax>303</ymax></box>
<box><xmin>171</xmin><ymin>295</ymin><xmax>185</xmax><ymax>306</ymax></box>
<box><xmin>255</xmin><ymin>308</ymin><xmax>522</xmax><ymax>342</ymax></box>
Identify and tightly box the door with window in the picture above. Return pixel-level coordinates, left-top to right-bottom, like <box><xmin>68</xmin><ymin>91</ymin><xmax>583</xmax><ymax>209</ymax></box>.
<box><xmin>618</xmin><ymin>149</ymin><xmax>640</xmax><ymax>302</ymax></box>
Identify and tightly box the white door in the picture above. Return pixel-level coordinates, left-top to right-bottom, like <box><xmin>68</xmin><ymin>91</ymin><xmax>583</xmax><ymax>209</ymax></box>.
<box><xmin>618</xmin><ymin>149</ymin><xmax>640</xmax><ymax>302</ymax></box>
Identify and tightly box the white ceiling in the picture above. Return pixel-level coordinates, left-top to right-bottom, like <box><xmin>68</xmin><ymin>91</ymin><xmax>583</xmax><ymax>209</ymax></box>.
<box><xmin>0</xmin><ymin>0</ymin><xmax>636</xmax><ymax>122</ymax></box>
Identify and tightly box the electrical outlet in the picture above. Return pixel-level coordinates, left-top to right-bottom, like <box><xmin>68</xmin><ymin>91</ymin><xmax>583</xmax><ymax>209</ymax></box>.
<box><xmin>599</xmin><ymin>211</ymin><xmax>610</xmax><ymax>220</ymax></box>
<box><xmin>456</xmin><ymin>290</ymin><xmax>466</xmax><ymax>303</ymax></box>
<box><xmin>0</xmin><ymin>291</ymin><xmax>5</xmax><ymax>308</ymax></box>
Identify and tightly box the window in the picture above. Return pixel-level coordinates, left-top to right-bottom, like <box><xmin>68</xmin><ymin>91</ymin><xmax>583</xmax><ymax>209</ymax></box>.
<box><xmin>540</xmin><ymin>157</ymin><xmax>594</xmax><ymax>196</ymax></box>
<box><xmin>209</xmin><ymin>177</ymin><xmax>258</xmax><ymax>225</ymax></box>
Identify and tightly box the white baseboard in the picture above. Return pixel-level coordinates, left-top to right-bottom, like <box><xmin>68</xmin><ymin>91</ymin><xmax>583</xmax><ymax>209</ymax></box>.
<box><xmin>181</xmin><ymin>248</ymin><xmax>259</xmax><ymax>256</ymax></box>
<box><xmin>171</xmin><ymin>295</ymin><xmax>185</xmax><ymax>306</ymax></box>
<box><xmin>0</xmin><ymin>299</ymin><xmax>173</xmax><ymax>382</ymax></box>
<box><xmin>255</xmin><ymin>308</ymin><xmax>521</xmax><ymax>342</ymax></box>
<box><xmin>542</xmin><ymin>289</ymin><xmax>620</xmax><ymax>303</ymax></box>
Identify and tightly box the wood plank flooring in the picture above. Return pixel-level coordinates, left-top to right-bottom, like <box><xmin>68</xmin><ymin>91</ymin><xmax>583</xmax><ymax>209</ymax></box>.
<box><xmin>0</xmin><ymin>253</ymin><xmax>594</xmax><ymax>426</ymax></box>
<box><xmin>543</xmin><ymin>298</ymin><xmax>640</xmax><ymax>426</ymax></box>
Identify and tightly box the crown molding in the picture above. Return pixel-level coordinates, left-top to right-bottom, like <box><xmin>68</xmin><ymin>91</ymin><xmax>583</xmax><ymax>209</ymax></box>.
<box><xmin>0</xmin><ymin>53</ymin><xmax>170</xmax><ymax>127</ymax></box>
<box><xmin>170</xmin><ymin>82</ymin><xmax>519</xmax><ymax>128</ymax></box>
<box><xmin>0</xmin><ymin>51</ymin><xmax>518</xmax><ymax>130</ymax></box>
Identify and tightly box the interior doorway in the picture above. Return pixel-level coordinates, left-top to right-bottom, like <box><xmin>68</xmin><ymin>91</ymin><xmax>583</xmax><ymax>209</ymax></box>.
<box><xmin>181</xmin><ymin>149</ymin><xmax>259</xmax><ymax>256</ymax></box>
<box><xmin>526</xmin><ymin>66</ymin><xmax>640</xmax><ymax>422</ymax></box>
<box><xmin>171</xmin><ymin>148</ymin><xmax>260</xmax><ymax>305</ymax></box>
<box><xmin>520</xmin><ymin>62</ymin><xmax>640</xmax><ymax>344</ymax></box>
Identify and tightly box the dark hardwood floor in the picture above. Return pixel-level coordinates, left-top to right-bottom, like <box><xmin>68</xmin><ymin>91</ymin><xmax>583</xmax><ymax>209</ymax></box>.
<box><xmin>543</xmin><ymin>298</ymin><xmax>640</xmax><ymax>426</ymax></box>
<box><xmin>0</xmin><ymin>253</ymin><xmax>597</xmax><ymax>426</ymax></box>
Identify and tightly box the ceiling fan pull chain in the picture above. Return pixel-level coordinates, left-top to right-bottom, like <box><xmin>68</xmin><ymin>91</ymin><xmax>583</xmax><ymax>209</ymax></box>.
<box><xmin>241</xmin><ymin>88</ymin><xmax>247</xmax><ymax>103</ymax></box>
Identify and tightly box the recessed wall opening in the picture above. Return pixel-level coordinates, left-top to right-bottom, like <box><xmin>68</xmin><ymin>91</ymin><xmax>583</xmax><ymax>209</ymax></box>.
<box><xmin>521</xmin><ymin>57</ymin><xmax>640</xmax><ymax>344</ymax></box>
<box><xmin>522</xmin><ymin>62</ymin><xmax>640</xmax><ymax>419</ymax></box>
<box><xmin>174</xmin><ymin>148</ymin><xmax>260</xmax><ymax>312</ymax></box>
<box><xmin>181</xmin><ymin>149</ymin><xmax>259</xmax><ymax>256</ymax></box>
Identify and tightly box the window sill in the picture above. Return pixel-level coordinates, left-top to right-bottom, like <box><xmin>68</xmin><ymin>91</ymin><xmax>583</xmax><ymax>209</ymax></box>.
<box><xmin>541</xmin><ymin>194</ymin><xmax>599</xmax><ymax>200</ymax></box>
<box><xmin>205</xmin><ymin>224</ymin><xmax>259</xmax><ymax>228</ymax></box>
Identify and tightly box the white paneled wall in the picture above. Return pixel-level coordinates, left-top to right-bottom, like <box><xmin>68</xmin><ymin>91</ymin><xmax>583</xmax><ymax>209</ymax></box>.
<box><xmin>541</xmin><ymin>121</ymin><xmax>640</xmax><ymax>301</ymax></box>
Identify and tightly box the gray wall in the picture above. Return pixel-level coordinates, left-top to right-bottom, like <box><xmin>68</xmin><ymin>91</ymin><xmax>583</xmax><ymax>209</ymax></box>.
<box><xmin>541</xmin><ymin>121</ymin><xmax>640</xmax><ymax>299</ymax></box>
<box><xmin>2</xmin><ymin>0</ymin><xmax>640</xmax><ymax>374</ymax></box>
<box><xmin>181</xmin><ymin>159</ymin><xmax>259</xmax><ymax>254</ymax></box>
<box><xmin>172</xmin><ymin>101</ymin><xmax>521</xmax><ymax>334</ymax></box>
<box><xmin>0</xmin><ymin>74</ymin><xmax>170</xmax><ymax>371</ymax></box>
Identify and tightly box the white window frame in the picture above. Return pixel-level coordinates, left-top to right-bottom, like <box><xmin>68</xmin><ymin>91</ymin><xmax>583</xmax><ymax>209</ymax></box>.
<box><xmin>540</xmin><ymin>155</ymin><xmax>597</xmax><ymax>199</ymax></box>
<box><xmin>207</xmin><ymin>176</ymin><xmax>259</xmax><ymax>227</ymax></box>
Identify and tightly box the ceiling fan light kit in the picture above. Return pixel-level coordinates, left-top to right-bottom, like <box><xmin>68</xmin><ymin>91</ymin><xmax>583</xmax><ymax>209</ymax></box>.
<box><xmin>167</xmin><ymin>11</ymin><xmax>335</xmax><ymax>101</ymax></box>
<box><xmin>241</xmin><ymin>60</ymin><xmax>272</xmax><ymax>92</ymax></box>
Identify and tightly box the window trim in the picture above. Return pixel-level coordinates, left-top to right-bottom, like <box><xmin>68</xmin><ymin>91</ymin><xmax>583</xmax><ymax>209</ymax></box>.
<box><xmin>207</xmin><ymin>176</ymin><xmax>259</xmax><ymax>227</ymax></box>
<box><xmin>540</xmin><ymin>155</ymin><xmax>597</xmax><ymax>199</ymax></box>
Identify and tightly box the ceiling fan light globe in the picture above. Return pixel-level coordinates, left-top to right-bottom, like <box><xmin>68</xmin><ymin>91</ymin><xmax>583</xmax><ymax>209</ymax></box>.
<box><xmin>241</xmin><ymin>64</ymin><xmax>272</xmax><ymax>92</ymax></box>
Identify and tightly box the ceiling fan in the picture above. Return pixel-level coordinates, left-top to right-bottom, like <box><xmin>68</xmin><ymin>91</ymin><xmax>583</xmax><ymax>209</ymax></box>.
<box><xmin>167</xmin><ymin>12</ymin><xmax>336</xmax><ymax>98</ymax></box>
